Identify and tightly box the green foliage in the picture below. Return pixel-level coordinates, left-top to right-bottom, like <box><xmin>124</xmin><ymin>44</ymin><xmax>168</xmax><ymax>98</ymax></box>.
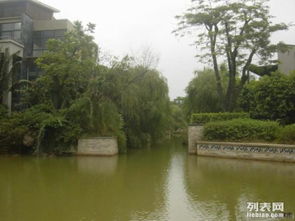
<box><xmin>203</xmin><ymin>119</ymin><xmax>280</xmax><ymax>142</ymax></box>
<box><xmin>169</xmin><ymin>103</ymin><xmax>186</xmax><ymax>131</ymax></box>
<box><xmin>166</xmin><ymin>102</ymin><xmax>187</xmax><ymax>141</ymax></box>
<box><xmin>0</xmin><ymin>113</ymin><xmax>28</xmax><ymax>153</ymax></box>
<box><xmin>0</xmin><ymin>104</ymin><xmax>81</xmax><ymax>154</ymax></box>
<box><xmin>0</xmin><ymin>19</ymin><xmax>175</xmax><ymax>154</ymax></box>
<box><xmin>184</xmin><ymin>69</ymin><xmax>225</xmax><ymax>117</ymax></box>
<box><xmin>1</xmin><ymin>22</ymin><xmax>172</xmax><ymax>154</ymax></box>
<box><xmin>191</xmin><ymin>112</ymin><xmax>249</xmax><ymax>125</ymax></box>
<box><xmin>27</xmin><ymin>23</ymin><xmax>98</xmax><ymax>110</ymax></box>
<box><xmin>110</xmin><ymin>61</ymin><xmax>171</xmax><ymax>148</ymax></box>
<box><xmin>0</xmin><ymin>104</ymin><xmax>7</xmax><ymax>119</ymax></box>
<box><xmin>247</xmin><ymin>64</ymin><xmax>278</xmax><ymax>77</ymax></box>
<box><xmin>176</xmin><ymin>0</ymin><xmax>289</xmax><ymax>111</ymax></box>
<box><xmin>240</xmin><ymin>72</ymin><xmax>295</xmax><ymax>124</ymax></box>
<box><xmin>91</xmin><ymin>100</ymin><xmax>126</xmax><ymax>152</ymax></box>
<box><xmin>277</xmin><ymin>124</ymin><xmax>295</xmax><ymax>144</ymax></box>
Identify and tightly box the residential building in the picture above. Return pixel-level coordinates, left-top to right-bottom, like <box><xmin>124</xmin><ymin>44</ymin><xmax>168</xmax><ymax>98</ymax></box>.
<box><xmin>0</xmin><ymin>0</ymin><xmax>73</xmax><ymax>112</ymax></box>
<box><xmin>278</xmin><ymin>45</ymin><xmax>295</xmax><ymax>74</ymax></box>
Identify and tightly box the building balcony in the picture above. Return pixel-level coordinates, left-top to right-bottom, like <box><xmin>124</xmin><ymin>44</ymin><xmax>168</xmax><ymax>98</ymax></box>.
<box><xmin>0</xmin><ymin>39</ymin><xmax>24</xmax><ymax>57</ymax></box>
<box><xmin>33</xmin><ymin>19</ymin><xmax>73</xmax><ymax>32</ymax></box>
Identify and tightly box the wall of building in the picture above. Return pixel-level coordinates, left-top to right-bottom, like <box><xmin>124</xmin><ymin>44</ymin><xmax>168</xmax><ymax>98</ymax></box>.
<box><xmin>278</xmin><ymin>45</ymin><xmax>295</xmax><ymax>74</ymax></box>
<box><xmin>77</xmin><ymin>137</ymin><xmax>118</xmax><ymax>156</ymax></box>
<box><xmin>0</xmin><ymin>17</ymin><xmax>22</xmax><ymax>25</ymax></box>
<box><xmin>26</xmin><ymin>3</ymin><xmax>54</xmax><ymax>20</ymax></box>
<box><xmin>0</xmin><ymin>0</ymin><xmax>69</xmax><ymax>111</ymax></box>
<box><xmin>0</xmin><ymin>1</ymin><xmax>55</xmax><ymax>21</ymax></box>
<box><xmin>21</xmin><ymin>14</ymin><xmax>33</xmax><ymax>58</ymax></box>
<box><xmin>33</xmin><ymin>19</ymin><xmax>73</xmax><ymax>31</ymax></box>
<box><xmin>0</xmin><ymin>2</ymin><xmax>27</xmax><ymax>18</ymax></box>
<box><xmin>0</xmin><ymin>18</ymin><xmax>22</xmax><ymax>43</ymax></box>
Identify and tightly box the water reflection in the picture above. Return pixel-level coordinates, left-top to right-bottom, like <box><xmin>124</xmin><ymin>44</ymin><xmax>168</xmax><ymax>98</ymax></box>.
<box><xmin>185</xmin><ymin>156</ymin><xmax>295</xmax><ymax>221</ymax></box>
<box><xmin>0</xmin><ymin>142</ymin><xmax>294</xmax><ymax>221</ymax></box>
<box><xmin>77</xmin><ymin>156</ymin><xmax>118</xmax><ymax>175</ymax></box>
<box><xmin>165</xmin><ymin>151</ymin><xmax>202</xmax><ymax>221</ymax></box>
<box><xmin>0</xmin><ymin>146</ymin><xmax>171</xmax><ymax>221</ymax></box>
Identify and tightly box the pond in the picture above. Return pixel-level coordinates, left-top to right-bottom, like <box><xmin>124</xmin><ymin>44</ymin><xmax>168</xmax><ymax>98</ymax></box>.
<box><xmin>0</xmin><ymin>140</ymin><xmax>294</xmax><ymax>221</ymax></box>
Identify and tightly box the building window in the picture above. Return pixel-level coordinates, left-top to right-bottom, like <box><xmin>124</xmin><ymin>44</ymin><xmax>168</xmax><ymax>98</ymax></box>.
<box><xmin>0</xmin><ymin>22</ymin><xmax>22</xmax><ymax>42</ymax></box>
<box><xmin>33</xmin><ymin>29</ymin><xmax>66</xmax><ymax>56</ymax></box>
<box><xmin>0</xmin><ymin>6</ymin><xmax>23</xmax><ymax>18</ymax></box>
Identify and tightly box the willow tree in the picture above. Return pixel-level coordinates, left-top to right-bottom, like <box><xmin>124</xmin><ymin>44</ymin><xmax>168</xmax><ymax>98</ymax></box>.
<box><xmin>184</xmin><ymin>67</ymin><xmax>227</xmax><ymax>117</ymax></box>
<box><xmin>100</xmin><ymin>56</ymin><xmax>171</xmax><ymax>148</ymax></box>
<box><xmin>175</xmin><ymin>0</ymin><xmax>288</xmax><ymax>111</ymax></box>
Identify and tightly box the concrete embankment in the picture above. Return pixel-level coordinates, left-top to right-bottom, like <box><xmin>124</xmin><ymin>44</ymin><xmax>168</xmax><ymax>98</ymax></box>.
<box><xmin>188</xmin><ymin>125</ymin><xmax>295</xmax><ymax>163</ymax></box>
<box><xmin>77</xmin><ymin>137</ymin><xmax>118</xmax><ymax>156</ymax></box>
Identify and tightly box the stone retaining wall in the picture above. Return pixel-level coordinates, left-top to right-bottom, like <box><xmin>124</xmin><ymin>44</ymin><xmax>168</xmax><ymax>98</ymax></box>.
<box><xmin>188</xmin><ymin>125</ymin><xmax>295</xmax><ymax>162</ymax></box>
<box><xmin>194</xmin><ymin>141</ymin><xmax>295</xmax><ymax>162</ymax></box>
<box><xmin>188</xmin><ymin>125</ymin><xmax>203</xmax><ymax>154</ymax></box>
<box><xmin>77</xmin><ymin>137</ymin><xmax>118</xmax><ymax>156</ymax></box>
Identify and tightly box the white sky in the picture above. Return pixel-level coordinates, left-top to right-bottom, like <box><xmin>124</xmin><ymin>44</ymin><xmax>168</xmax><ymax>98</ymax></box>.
<box><xmin>42</xmin><ymin>0</ymin><xmax>295</xmax><ymax>99</ymax></box>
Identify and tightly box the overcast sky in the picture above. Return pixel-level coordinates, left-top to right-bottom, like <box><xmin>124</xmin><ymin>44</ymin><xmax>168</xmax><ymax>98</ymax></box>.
<box><xmin>42</xmin><ymin>0</ymin><xmax>295</xmax><ymax>99</ymax></box>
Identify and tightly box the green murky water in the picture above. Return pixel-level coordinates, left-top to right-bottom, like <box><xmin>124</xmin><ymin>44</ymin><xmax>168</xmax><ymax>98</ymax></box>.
<box><xmin>0</xmin><ymin>140</ymin><xmax>294</xmax><ymax>221</ymax></box>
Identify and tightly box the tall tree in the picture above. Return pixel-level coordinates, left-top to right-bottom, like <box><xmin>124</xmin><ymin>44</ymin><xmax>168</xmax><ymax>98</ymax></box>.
<box><xmin>102</xmin><ymin>56</ymin><xmax>171</xmax><ymax>148</ymax></box>
<box><xmin>0</xmin><ymin>48</ymin><xmax>22</xmax><ymax>113</ymax></box>
<box><xmin>27</xmin><ymin>22</ymin><xmax>98</xmax><ymax>110</ymax></box>
<box><xmin>184</xmin><ymin>66</ymin><xmax>228</xmax><ymax>117</ymax></box>
<box><xmin>175</xmin><ymin>0</ymin><xmax>288</xmax><ymax>111</ymax></box>
<box><xmin>0</xmin><ymin>48</ymin><xmax>11</xmax><ymax>105</ymax></box>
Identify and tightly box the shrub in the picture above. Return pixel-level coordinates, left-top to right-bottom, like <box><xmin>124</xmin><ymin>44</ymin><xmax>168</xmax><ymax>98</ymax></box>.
<box><xmin>0</xmin><ymin>104</ymin><xmax>7</xmax><ymax>119</ymax></box>
<box><xmin>203</xmin><ymin>119</ymin><xmax>280</xmax><ymax>142</ymax></box>
<box><xmin>0</xmin><ymin>115</ymin><xmax>29</xmax><ymax>153</ymax></box>
<box><xmin>0</xmin><ymin>105</ymin><xmax>81</xmax><ymax>154</ymax></box>
<box><xmin>277</xmin><ymin>124</ymin><xmax>295</xmax><ymax>144</ymax></box>
<box><xmin>191</xmin><ymin>112</ymin><xmax>249</xmax><ymax>125</ymax></box>
<box><xmin>240</xmin><ymin>72</ymin><xmax>295</xmax><ymax>124</ymax></box>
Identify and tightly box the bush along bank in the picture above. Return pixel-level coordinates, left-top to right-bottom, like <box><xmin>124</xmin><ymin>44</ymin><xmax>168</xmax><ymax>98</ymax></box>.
<box><xmin>203</xmin><ymin>118</ymin><xmax>295</xmax><ymax>144</ymax></box>
<box><xmin>277</xmin><ymin>124</ymin><xmax>295</xmax><ymax>144</ymax></box>
<box><xmin>190</xmin><ymin>112</ymin><xmax>249</xmax><ymax>125</ymax></box>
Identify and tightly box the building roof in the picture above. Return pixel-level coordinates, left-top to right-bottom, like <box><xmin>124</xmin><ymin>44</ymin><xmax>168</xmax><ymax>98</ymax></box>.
<box><xmin>0</xmin><ymin>0</ymin><xmax>60</xmax><ymax>13</ymax></box>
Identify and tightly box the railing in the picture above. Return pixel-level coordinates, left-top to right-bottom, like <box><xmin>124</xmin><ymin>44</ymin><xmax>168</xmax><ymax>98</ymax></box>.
<box><xmin>0</xmin><ymin>31</ymin><xmax>21</xmax><ymax>43</ymax></box>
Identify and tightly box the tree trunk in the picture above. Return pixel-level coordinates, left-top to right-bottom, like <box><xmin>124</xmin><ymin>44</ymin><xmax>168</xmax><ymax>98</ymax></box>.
<box><xmin>209</xmin><ymin>25</ymin><xmax>224</xmax><ymax>110</ymax></box>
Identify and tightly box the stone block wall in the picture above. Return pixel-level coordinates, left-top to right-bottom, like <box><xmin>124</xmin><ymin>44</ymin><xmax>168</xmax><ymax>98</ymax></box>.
<box><xmin>188</xmin><ymin>125</ymin><xmax>203</xmax><ymax>154</ymax></box>
<box><xmin>77</xmin><ymin>137</ymin><xmax>118</xmax><ymax>156</ymax></box>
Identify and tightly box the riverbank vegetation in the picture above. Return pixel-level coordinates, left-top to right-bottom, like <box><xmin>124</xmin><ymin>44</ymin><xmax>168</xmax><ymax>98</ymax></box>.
<box><xmin>177</xmin><ymin>0</ymin><xmax>294</xmax><ymax>145</ymax></box>
<box><xmin>186</xmin><ymin>72</ymin><xmax>295</xmax><ymax>144</ymax></box>
<box><xmin>175</xmin><ymin>0</ymin><xmax>289</xmax><ymax>112</ymax></box>
<box><xmin>190</xmin><ymin>112</ymin><xmax>249</xmax><ymax>125</ymax></box>
<box><xmin>240</xmin><ymin>72</ymin><xmax>295</xmax><ymax>125</ymax></box>
<box><xmin>190</xmin><ymin>110</ymin><xmax>295</xmax><ymax>144</ymax></box>
<box><xmin>203</xmin><ymin>119</ymin><xmax>280</xmax><ymax>143</ymax></box>
<box><xmin>0</xmin><ymin>22</ymin><xmax>181</xmax><ymax>155</ymax></box>
<box><xmin>203</xmin><ymin>119</ymin><xmax>295</xmax><ymax>144</ymax></box>
<box><xmin>1</xmin><ymin>0</ymin><xmax>294</xmax><ymax>154</ymax></box>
